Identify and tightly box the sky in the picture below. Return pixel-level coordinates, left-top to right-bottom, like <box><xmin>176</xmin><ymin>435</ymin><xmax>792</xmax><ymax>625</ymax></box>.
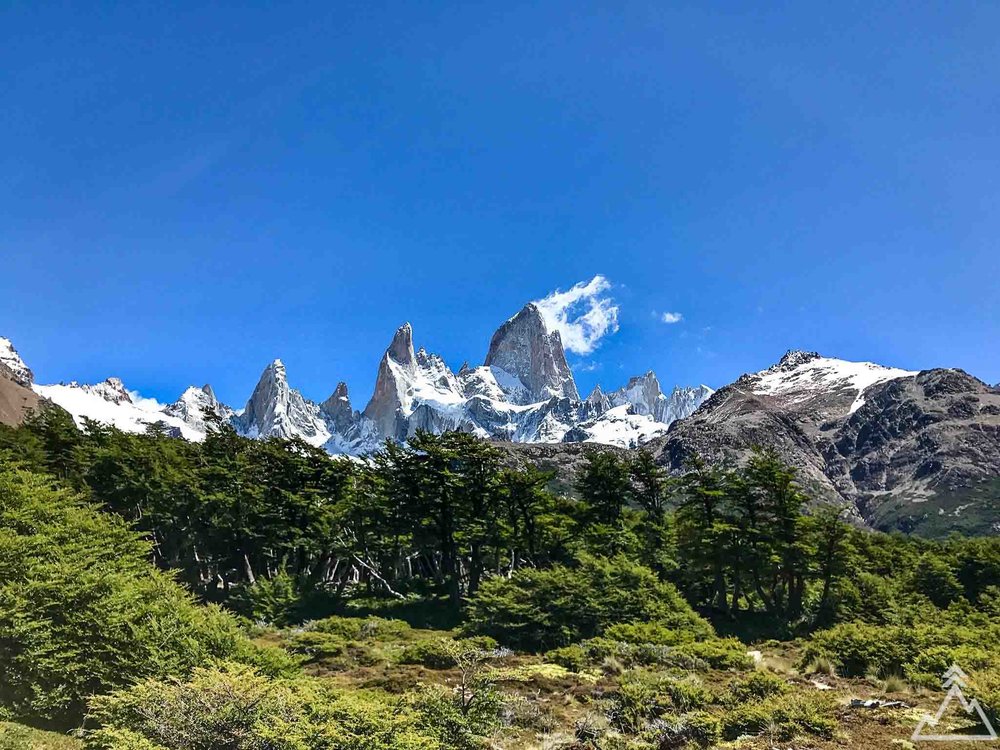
<box><xmin>2</xmin><ymin>1</ymin><xmax>999</xmax><ymax>409</ymax></box>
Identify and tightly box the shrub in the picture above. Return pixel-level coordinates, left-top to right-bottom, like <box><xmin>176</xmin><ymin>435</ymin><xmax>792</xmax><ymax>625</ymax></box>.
<box><xmin>800</xmin><ymin>621</ymin><xmax>907</xmax><ymax>677</ymax></box>
<box><xmin>284</xmin><ymin>631</ymin><xmax>348</xmax><ymax>661</ymax></box>
<box><xmin>674</xmin><ymin>638</ymin><xmax>755</xmax><ymax>671</ymax></box>
<box><xmin>647</xmin><ymin>711</ymin><xmax>720</xmax><ymax>749</ymax></box>
<box><xmin>608</xmin><ymin>673</ymin><xmax>671</xmax><ymax>733</ymax></box>
<box><xmin>662</xmin><ymin>676</ymin><xmax>713</xmax><ymax>712</ymax></box>
<box><xmin>86</xmin><ymin>663</ymin><xmax>440</xmax><ymax>750</ymax></box>
<box><xmin>0</xmin><ymin>470</ymin><xmax>264</xmax><ymax>727</ymax></box>
<box><xmin>801</xmin><ymin>619</ymin><xmax>1000</xmax><ymax>681</ymax></box>
<box><xmin>464</xmin><ymin>555</ymin><xmax>713</xmax><ymax>651</ymax></box>
<box><xmin>609</xmin><ymin>673</ymin><xmax>713</xmax><ymax>733</ymax></box>
<box><xmin>724</xmin><ymin>671</ymin><xmax>789</xmax><ymax>705</ymax></box>
<box><xmin>546</xmin><ymin>644</ymin><xmax>589</xmax><ymax>672</ymax></box>
<box><xmin>905</xmin><ymin>645</ymin><xmax>993</xmax><ymax>688</ymax></box>
<box><xmin>409</xmin><ymin>647</ymin><xmax>507</xmax><ymax>750</ymax></box>
<box><xmin>721</xmin><ymin>693</ymin><xmax>836</xmax><ymax>741</ymax></box>
<box><xmin>308</xmin><ymin>615</ymin><xmax>412</xmax><ymax>641</ymax></box>
<box><xmin>604</xmin><ymin>622</ymin><xmax>692</xmax><ymax>646</ymax></box>
<box><xmin>398</xmin><ymin>637</ymin><xmax>499</xmax><ymax>669</ymax></box>
<box><xmin>546</xmin><ymin>638</ymin><xmax>713</xmax><ymax>672</ymax></box>
<box><xmin>0</xmin><ymin>722</ymin><xmax>82</xmax><ymax>750</ymax></box>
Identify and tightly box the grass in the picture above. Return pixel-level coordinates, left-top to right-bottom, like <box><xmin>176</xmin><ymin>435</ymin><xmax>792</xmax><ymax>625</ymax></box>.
<box><xmin>264</xmin><ymin>615</ymin><xmax>995</xmax><ymax>750</ymax></box>
<box><xmin>15</xmin><ymin>613</ymin><xmax>996</xmax><ymax>750</ymax></box>
<box><xmin>0</xmin><ymin>722</ymin><xmax>82</xmax><ymax>750</ymax></box>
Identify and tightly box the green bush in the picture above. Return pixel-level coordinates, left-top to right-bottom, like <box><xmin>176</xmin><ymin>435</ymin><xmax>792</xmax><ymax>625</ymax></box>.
<box><xmin>0</xmin><ymin>722</ymin><xmax>82</xmax><ymax>749</ymax></box>
<box><xmin>308</xmin><ymin>615</ymin><xmax>412</xmax><ymax>641</ymax></box>
<box><xmin>608</xmin><ymin>672</ymin><xmax>713</xmax><ymax>733</ymax></box>
<box><xmin>464</xmin><ymin>555</ymin><xmax>713</xmax><ymax>651</ymax></box>
<box><xmin>546</xmin><ymin>644</ymin><xmax>589</xmax><ymax>672</ymax></box>
<box><xmin>398</xmin><ymin>637</ymin><xmax>499</xmax><ymax>669</ymax></box>
<box><xmin>0</xmin><ymin>470</ymin><xmax>266</xmax><ymax>727</ymax></box>
<box><xmin>721</xmin><ymin>693</ymin><xmax>836</xmax><ymax>741</ymax></box>
<box><xmin>604</xmin><ymin>622</ymin><xmax>692</xmax><ymax>646</ymax></box>
<box><xmin>545</xmin><ymin>637</ymin><xmax>715</xmax><ymax>672</ymax></box>
<box><xmin>800</xmin><ymin>621</ymin><xmax>909</xmax><ymax>677</ymax></box>
<box><xmin>86</xmin><ymin>663</ymin><xmax>440</xmax><ymax>750</ymax></box>
<box><xmin>801</xmin><ymin>618</ymin><xmax>1000</xmax><ymax>680</ymax></box>
<box><xmin>284</xmin><ymin>631</ymin><xmax>349</xmax><ymax>661</ymax></box>
<box><xmin>647</xmin><ymin>711</ymin><xmax>720</xmax><ymax>749</ymax></box>
<box><xmin>906</xmin><ymin>645</ymin><xmax>994</xmax><ymax>688</ymax></box>
<box><xmin>969</xmin><ymin>667</ymin><xmax>1000</xmax><ymax>725</ymax></box>
<box><xmin>608</xmin><ymin>673</ymin><xmax>670</xmax><ymax>733</ymax></box>
<box><xmin>723</xmin><ymin>671</ymin><xmax>789</xmax><ymax>705</ymax></box>
<box><xmin>674</xmin><ymin>638</ymin><xmax>754</xmax><ymax>671</ymax></box>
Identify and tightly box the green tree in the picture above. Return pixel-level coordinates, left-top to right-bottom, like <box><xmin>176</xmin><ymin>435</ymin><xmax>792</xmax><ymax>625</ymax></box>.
<box><xmin>0</xmin><ymin>469</ymin><xmax>266</xmax><ymax>726</ymax></box>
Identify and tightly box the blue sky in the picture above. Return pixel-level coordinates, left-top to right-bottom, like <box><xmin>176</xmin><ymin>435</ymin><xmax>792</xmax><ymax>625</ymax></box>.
<box><xmin>2</xmin><ymin>1</ymin><xmax>999</xmax><ymax>408</ymax></box>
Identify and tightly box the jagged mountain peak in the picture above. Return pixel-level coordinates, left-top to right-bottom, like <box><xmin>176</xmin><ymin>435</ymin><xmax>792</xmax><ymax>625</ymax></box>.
<box><xmin>87</xmin><ymin>377</ymin><xmax>133</xmax><ymax>405</ymax></box>
<box><xmin>237</xmin><ymin>359</ymin><xmax>330</xmax><ymax>446</ymax></box>
<box><xmin>777</xmin><ymin>349</ymin><xmax>822</xmax><ymax>368</ymax></box>
<box><xmin>0</xmin><ymin>337</ymin><xmax>33</xmax><ymax>387</ymax></box>
<box><xmin>607</xmin><ymin>370</ymin><xmax>712</xmax><ymax>425</ymax></box>
<box><xmin>387</xmin><ymin>323</ymin><xmax>415</xmax><ymax>365</ymax></box>
<box><xmin>363</xmin><ymin>322</ymin><xmax>466</xmax><ymax>441</ymax></box>
<box><xmin>484</xmin><ymin>303</ymin><xmax>579</xmax><ymax>404</ymax></box>
<box><xmin>320</xmin><ymin>381</ymin><xmax>355</xmax><ymax>433</ymax></box>
<box><xmin>165</xmin><ymin>383</ymin><xmax>234</xmax><ymax>432</ymax></box>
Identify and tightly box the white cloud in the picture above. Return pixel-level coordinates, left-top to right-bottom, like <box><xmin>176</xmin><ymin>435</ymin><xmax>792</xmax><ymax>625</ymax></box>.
<box><xmin>533</xmin><ymin>275</ymin><xmax>620</xmax><ymax>355</ymax></box>
<box><xmin>660</xmin><ymin>312</ymin><xmax>683</xmax><ymax>324</ymax></box>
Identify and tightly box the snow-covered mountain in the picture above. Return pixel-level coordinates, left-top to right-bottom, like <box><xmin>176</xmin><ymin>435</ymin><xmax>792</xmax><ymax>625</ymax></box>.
<box><xmin>163</xmin><ymin>384</ymin><xmax>235</xmax><ymax>433</ymax></box>
<box><xmin>33</xmin><ymin>378</ymin><xmax>206</xmax><ymax>440</ymax></box>
<box><xmin>0</xmin><ymin>337</ymin><xmax>33</xmax><ymax>388</ymax></box>
<box><xmin>15</xmin><ymin>301</ymin><xmax>713</xmax><ymax>453</ymax></box>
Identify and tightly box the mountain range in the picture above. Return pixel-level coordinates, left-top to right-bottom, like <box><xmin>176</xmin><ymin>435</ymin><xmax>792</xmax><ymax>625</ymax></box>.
<box><xmin>5</xmin><ymin>302</ymin><xmax>714</xmax><ymax>454</ymax></box>
<box><xmin>4</xmin><ymin>305</ymin><xmax>999</xmax><ymax>537</ymax></box>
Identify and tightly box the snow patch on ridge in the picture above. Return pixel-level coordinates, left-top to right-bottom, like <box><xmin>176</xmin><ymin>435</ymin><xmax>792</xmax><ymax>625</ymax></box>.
<box><xmin>750</xmin><ymin>352</ymin><xmax>918</xmax><ymax>413</ymax></box>
<box><xmin>34</xmin><ymin>381</ymin><xmax>206</xmax><ymax>440</ymax></box>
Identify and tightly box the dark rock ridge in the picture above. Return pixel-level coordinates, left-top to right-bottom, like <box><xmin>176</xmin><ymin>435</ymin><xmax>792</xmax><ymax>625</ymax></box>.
<box><xmin>646</xmin><ymin>352</ymin><xmax>1000</xmax><ymax>536</ymax></box>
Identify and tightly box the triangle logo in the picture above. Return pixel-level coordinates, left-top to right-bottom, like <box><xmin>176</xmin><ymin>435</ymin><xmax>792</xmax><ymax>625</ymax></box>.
<box><xmin>912</xmin><ymin>664</ymin><xmax>998</xmax><ymax>742</ymax></box>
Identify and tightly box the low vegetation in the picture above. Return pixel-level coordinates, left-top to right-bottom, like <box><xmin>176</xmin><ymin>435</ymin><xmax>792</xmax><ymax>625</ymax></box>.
<box><xmin>1</xmin><ymin>411</ymin><xmax>998</xmax><ymax>747</ymax></box>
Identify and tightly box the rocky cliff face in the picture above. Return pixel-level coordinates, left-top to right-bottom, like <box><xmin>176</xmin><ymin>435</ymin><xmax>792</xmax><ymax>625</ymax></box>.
<box><xmin>0</xmin><ymin>337</ymin><xmax>42</xmax><ymax>426</ymax></box>
<box><xmin>484</xmin><ymin>303</ymin><xmax>580</xmax><ymax>403</ymax></box>
<box><xmin>648</xmin><ymin>351</ymin><xmax>1000</xmax><ymax>536</ymax></box>
<box><xmin>235</xmin><ymin>360</ymin><xmax>331</xmax><ymax>446</ymax></box>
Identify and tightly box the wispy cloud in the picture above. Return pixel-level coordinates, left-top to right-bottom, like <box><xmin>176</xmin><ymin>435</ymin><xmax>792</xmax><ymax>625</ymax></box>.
<box><xmin>660</xmin><ymin>311</ymin><xmax>684</xmax><ymax>324</ymax></box>
<box><xmin>533</xmin><ymin>275</ymin><xmax>620</xmax><ymax>355</ymax></box>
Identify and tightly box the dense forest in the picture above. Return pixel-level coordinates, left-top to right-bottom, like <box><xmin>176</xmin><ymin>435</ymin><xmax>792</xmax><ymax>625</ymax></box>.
<box><xmin>1</xmin><ymin>408</ymin><xmax>999</xmax><ymax>749</ymax></box>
